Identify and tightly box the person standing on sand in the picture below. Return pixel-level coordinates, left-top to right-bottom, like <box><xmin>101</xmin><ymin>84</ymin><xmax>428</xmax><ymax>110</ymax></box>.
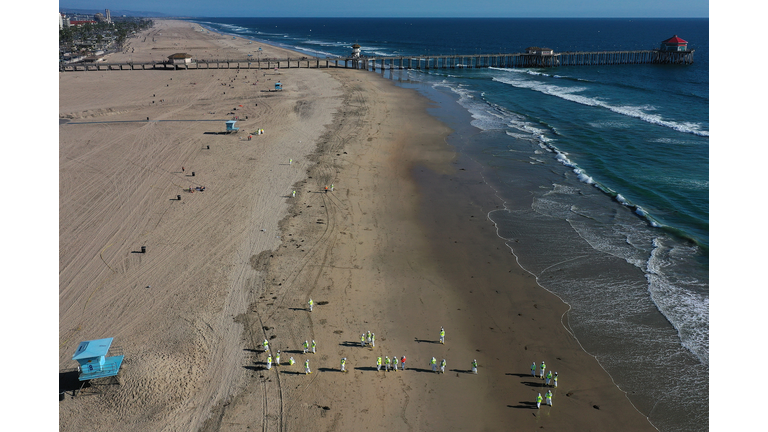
<box><xmin>545</xmin><ymin>390</ymin><xmax>553</xmax><ymax>406</ymax></box>
<box><xmin>440</xmin><ymin>359</ymin><xmax>446</xmax><ymax>374</ymax></box>
<box><xmin>546</xmin><ymin>370</ymin><xmax>552</xmax><ymax>386</ymax></box>
<box><xmin>308</xmin><ymin>298</ymin><xmax>313</xmax><ymax>312</ymax></box>
<box><xmin>371</xmin><ymin>333</ymin><xmax>375</xmax><ymax>347</ymax></box>
<box><xmin>440</xmin><ymin>327</ymin><xmax>445</xmax><ymax>344</ymax></box>
<box><xmin>263</xmin><ymin>339</ymin><xmax>269</xmax><ymax>352</ymax></box>
<box><xmin>367</xmin><ymin>330</ymin><xmax>372</xmax><ymax>345</ymax></box>
<box><xmin>531</xmin><ymin>362</ymin><xmax>536</xmax><ymax>377</ymax></box>
<box><xmin>305</xmin><ymin>359</ymin><xmax>311</xmax><ymax>374</ymax></box>
<box><xmin>311</xmin><ymin>340</ymin><xmax>316</xmax><ymax>354</ymax></box>
<box><xmin>331</xmin><ymin>184</ymin><xmax>334</xmax><ymax>192</ymax></box>
<box><xmin>401</xmin><ymin>356</ymin><xmax>406</xmax><ymax>370</ymax></box>
<box><xmin>385</xmin><ymin>356</ymin><xmax>391</xmax><ymax>372</ymax></box>
<box><xmin>361</xmin><ymin>333</ymin><xmax>366</xmax><ymax>347</ymax></box>
<box><xmin>377</xmin><ymin>356</ymin><xmax>382</xmax><ymax>371</ymax></box>
<box><xmin>292</xmin><ymin>190</ymin><xmax>296</xmax><ymax>198</ymax></box>
<box><xmin>537</xmin><ymin>393</ymin><xmax>542</xmax><ymax>409</ymax></box>
<box><xmin>554</xmin><ymin>372</ymin><xmax>558</xmax><ymax>388</ymax></box>
<box><xmin>289</xmin><ymin>357</ymin><xmax>295</xmax><ymax>366</ymax></box>
<box><xmin>267</xmin><ymin>354</ymin><xmax>272</xmax><ymax>370</ymax></box>
<box><xmin>472</xmin><ymin>359</ymin><xmax>478</xmax><ymax>374</ymax></box>
<box><xmin>393</xmin><ymin>355</ymin><xmax>398</xmax><ymax>371</ymax></box>
<box><xmin>303</xmin><ymin>340</ymin><xmax>309</xmax><ymax>354</ymax></box>
<box><xmin>276</xmin><ymin>350</ymin><xmax>281</xmax><ymax>366</ymax></box>
<box><xmin>430</xmin><ymin>357</ymin><xmax>438</xmax><ymax>373</ymax></box>
<box><xmin>341</xmin><ymin>357</ymin><xmax>347</xmax><ymax>372</ymax></box>
<box><xmin>540</xmin><ymin>361</ymin><xmax>546</xmax><ymax>379</ymax></box>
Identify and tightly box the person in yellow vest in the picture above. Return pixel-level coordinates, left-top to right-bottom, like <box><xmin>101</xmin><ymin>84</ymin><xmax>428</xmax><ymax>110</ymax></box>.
<box><xmin>439</xmin><ymin>327</ymin><xmax>445</xmax><ymax>344</ymax></box>
<box><xmin>430</xmin><ymin>357</ymin><xmax>437</xmax><ymax>373</ymax></box>
<box><xmin>361</xmin><ymin>333</ymin><xmax>366</xmax><ymax>347</ymax></box>
<box><xmin>371</xmin><ymin>333</ymin><xmax>375</xmax><ymax>347</ymax></box>
<box><xmin>311</xmin><ymin>340</ymin><xmax>316</xmax><ymax>354</ymax></box>
<box><xmin>367</xmin><ymin>330</ymin><xmax>372</xmax><ymax>345</ymax></box>
<box><xmin>536</xmin><ymin>393</ymin><xmax>542</xmax><ymax>409</ymax></box>
<box><xmin>545</xmin><ymin>390</ymin><xmax>553</xmax><ymax>406</ymax></box>
<box><xmin>304</xmin><ymin>359</ymin><xmax>311</xmax><ymax>374</ymax></box>
<box><xmin>540</xmin><ymin>361</ymin><xmax>546</xmax><ymax>379</ymax></box>
<box><xmin>385</xmin><ymin>356</ymin><xmax>391</xmax><ymax>372</ymax></box>
<box><xmin>440</xmin><ymin>359</ymin><xmax>446</xmax><ymax>374</ymax></box>
<box><xmin>392</xmin><ymin>355</ymin><xmax>398</xmax><ymax>371</ymax></box>
<box><xmin>275</xmin><ymin>350</ymin><xmax>281</xmax><ymax>366</ymax></box>
<box><xmin>376</xmin><ymin>356</ymin><xmax>382</xmax><ymax>371</ymax></box>
<box><xmin>267</xmin><ymin>354</ymin><xmax>272</xmax><ymax>370</ymax></box>
<box><xmin>303</xmin><ymin>340</ymin><xmax>309</xmax><ymax>354</ymax></box>
<box><xmin>340</xmin><ymin>357</ymin><xmax>347</xmax><ymax>372</ymax></box>
<box><xmin>292</xmin><ymin>190</ymin><xmax>296</xmax><ymax>198</ymax></box>
<box><xmin>471</xmin><ymin>359</ymin><xmax>478</xmax><ymax>374</ymax></box>
<box><xmin>554</xmin><ymin>372</ymin><xmax>558</xmax><ymax>388</ymax></box>
<box><xmin>289</xmin><ymin>357</ymin><xmax>295</xmax><ymax>366</ymax></box>
<box><xmin>263</xmin><ymin>339</ymin><xmax>269</xmax><ymax>352</ymax></box>
<box><xmin>546</xmin><ymin>370</ymin><xmax>552</xmax><ymax>386</ymax></box>
<box><xmin>308</xmin><ymin>298</ymin><xmax>313</xmax><ymax>312</ymax></box>
<box><xmin>531</xmin><ymin>361</ymin><xmax>536</xmax><ymax>377</ymax></box>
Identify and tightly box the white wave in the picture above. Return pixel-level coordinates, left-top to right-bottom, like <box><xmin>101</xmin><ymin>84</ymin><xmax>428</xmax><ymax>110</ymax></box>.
<box><xmin>492</xmin><ymin>75</ymin><xmax>709</xmax><ymax>137</ymax></box>
<box><xmin>646</xmin><ymin>238</ymin><xmax>709</xmax><ymax>363</ymax></box>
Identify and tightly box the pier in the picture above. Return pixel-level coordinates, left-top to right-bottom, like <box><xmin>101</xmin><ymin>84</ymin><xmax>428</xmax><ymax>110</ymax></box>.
<box><xmin>59</xmin><ymin>49</ymin><xmax>693</xmax><ymax>73</ymax></box>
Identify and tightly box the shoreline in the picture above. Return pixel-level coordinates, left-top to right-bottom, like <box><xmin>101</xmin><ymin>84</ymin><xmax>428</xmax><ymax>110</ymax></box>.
<box><xmin>60</xmin><ymin>19</ymin><xmax>657</xmax><ymax>431</ymax></box>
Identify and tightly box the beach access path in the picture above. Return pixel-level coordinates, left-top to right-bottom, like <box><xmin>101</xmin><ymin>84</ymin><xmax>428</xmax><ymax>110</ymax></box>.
<box><xmin>59</xmin><ymin>20</ymin><xmax>656</xmax><ymax>432</ymax></box>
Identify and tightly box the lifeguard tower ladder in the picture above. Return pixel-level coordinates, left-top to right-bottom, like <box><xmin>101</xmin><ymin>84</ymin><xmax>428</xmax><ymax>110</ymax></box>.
<box><xmin>225</xmin><ymin>120</ymin><xmax>240</xmax><ymax>134</ymax></box>
<box><xmin>72</xmin><ymin>338</ymin><xmax>124</xmax><ymax>389</ymax></box>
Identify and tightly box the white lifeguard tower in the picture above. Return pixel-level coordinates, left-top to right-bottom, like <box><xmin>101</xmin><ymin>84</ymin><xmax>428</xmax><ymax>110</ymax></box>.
<box><xmin>351</xmin><ymin>43</ymin><xmax>361</xmax><ymax>58</ymax></box>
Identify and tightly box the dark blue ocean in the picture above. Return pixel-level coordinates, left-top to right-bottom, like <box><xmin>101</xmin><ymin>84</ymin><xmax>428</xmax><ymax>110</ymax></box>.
<box><xmin>187</xmin><ymin>18</ymin><xmax>709</xmax><ymax>430</ymax></box>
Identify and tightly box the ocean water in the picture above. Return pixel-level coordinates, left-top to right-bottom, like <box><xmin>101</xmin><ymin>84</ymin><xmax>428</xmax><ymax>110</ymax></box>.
<box><xmin>187</xmin><ymin>18</ymin><xmax>709</xmax><ymax>430</ymax></box>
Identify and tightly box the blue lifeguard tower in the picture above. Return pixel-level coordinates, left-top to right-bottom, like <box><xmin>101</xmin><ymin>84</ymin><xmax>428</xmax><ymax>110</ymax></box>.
<box><xmin>225</xmin><ymin>120</ymin><xmax>239</xmax><ymax>134</ymax></box>
<box><xmin>72</xmin><ymin>338</ymin><xmax>124</xmax><ymax>382</ymax></box>
<box><xmin>274</xmin><ymin>82</ymin><xmax>282</xmax><ymax>91</ymax></box>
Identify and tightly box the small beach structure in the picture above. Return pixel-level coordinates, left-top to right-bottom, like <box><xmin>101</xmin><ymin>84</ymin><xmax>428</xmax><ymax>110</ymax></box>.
<box><xmin>167</xmin><ymin>53</ymin><xmax>193</xmax><ymax>65</ymax></box>
<box><xmin>351</xmin><ymin>43</ymin><xmax>361</xmax><ymax>58</ymax></box>
<box><xmin>659</xmin><ymin>35</ymin><xmax>689</xmax><ymax>52</ymax></box>
<box><xmin>225</xmin><ymin>120</ymin><xmax>239</xmax><ymax>133</ymax></box>
<box><xmin>72</xmin><ymin>337</ymin><xmax>124</xmax><ymax>382</ymax></box>
<box><xmin>525</xmin><ymin>47</ymin><xmax>554</xmax><ymax>56</ymax></box>
<box><xmin>274</xmin><ymin>82</ymin><xmax>283</xmax><ymax>91</ymax></box>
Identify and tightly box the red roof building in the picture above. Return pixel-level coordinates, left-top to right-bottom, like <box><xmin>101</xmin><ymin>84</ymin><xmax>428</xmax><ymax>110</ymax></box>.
<box><xmin>660</xmin><ymin>35</ymin><xmax>689</xmax><ymax>52</ymax></box>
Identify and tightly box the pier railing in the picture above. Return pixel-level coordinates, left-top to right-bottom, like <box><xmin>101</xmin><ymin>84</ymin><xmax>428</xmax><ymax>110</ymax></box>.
<box><xmin>59</xmin><ymin>49</ymin><xmax>693</xmax><ymax>72</ymax></box>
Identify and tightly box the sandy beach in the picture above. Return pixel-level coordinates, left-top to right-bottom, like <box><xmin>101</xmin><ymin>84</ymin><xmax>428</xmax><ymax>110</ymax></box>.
<box><xmin>59</xmin><ymin>20</ymin><xmax>657</xmax><ymax>431</ymax></box>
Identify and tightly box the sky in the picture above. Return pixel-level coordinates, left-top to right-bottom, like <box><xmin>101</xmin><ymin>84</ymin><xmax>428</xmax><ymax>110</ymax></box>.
<box><xmin>59</xmin><ymin>0</ymin><xmax>709</xmax><ymax>18</ymax></box>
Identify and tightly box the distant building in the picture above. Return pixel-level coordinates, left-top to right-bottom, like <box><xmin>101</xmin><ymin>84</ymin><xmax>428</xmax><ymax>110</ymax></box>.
<box><xmin>168</xmin><ymin>53</ymin><xmax>193</xmax><ymax>64</ymax></box>
<box><xmin>69</xmin><ymin>20</ymin><xmax>96</xmax><ymax>27</ymax></box>
<box><xmin>105</xmin><ymin>9</ymin><xmax>111</xmax><ymax>24</ymax></box>
<box><xmin>526</xmin><ymin>47</ymin><xmax>554</xmax><ymax>56</ymax></box>
<box><xmin>660</xmin><ymin>35</ymin><xmax>689</xmax><ymax>52</ymax></box>
<box><xmin>59</xmin><ymin>13</ymin><xmax>63</xmax><ymax>30</ymax></box>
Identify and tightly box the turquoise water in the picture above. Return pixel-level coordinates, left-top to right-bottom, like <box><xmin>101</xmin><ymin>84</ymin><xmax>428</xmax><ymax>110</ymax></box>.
<box><xmin>187</xmin><ymin>18</ymin><xmax>709</xmax><ymax>430</ymax></box>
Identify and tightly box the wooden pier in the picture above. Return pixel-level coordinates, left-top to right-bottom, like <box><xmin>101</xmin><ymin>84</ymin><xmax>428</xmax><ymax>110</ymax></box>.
<box><xmin>59</xmin><ymin>49</ymin><xmax>693</xmax><ymax>73</ymax></box>
<box><xmin>355</xmin><ymin>49</ymin><xmax>694</xmax><ymax>71</ymax></box>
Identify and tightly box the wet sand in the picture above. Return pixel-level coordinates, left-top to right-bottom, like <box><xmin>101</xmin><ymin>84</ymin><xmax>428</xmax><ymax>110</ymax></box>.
<box><xmin>58</xmin><ymin>20</ymin><xmax>656</xmax><ymax>431</ymax></box>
